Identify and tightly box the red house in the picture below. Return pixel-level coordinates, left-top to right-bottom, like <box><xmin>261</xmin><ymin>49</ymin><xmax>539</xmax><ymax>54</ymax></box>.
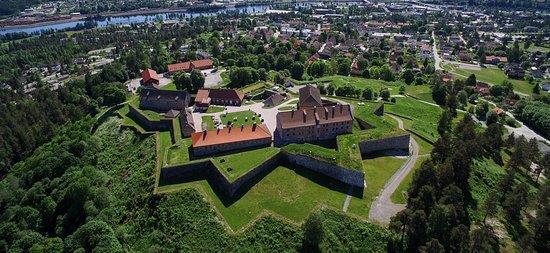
<box><xmin>141</xmin><ymin>69</ymin><xmax>160</xmax><ymax>89</ymax></box>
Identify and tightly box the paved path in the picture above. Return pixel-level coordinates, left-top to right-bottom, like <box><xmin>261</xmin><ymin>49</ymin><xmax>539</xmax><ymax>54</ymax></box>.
<box><xmin>191</xmin><ymin>98</ymin><xmax>300</xmax><ymax>135</ymax></box>
<box><xmin>368</xmin><ymin>115</ymin><xmax>420</xmax><ymax>225</ymax></box>
<box><xmin>342</xmin><ymin>187</ymin><xmax>354</xmax><ymax>212</ymax></box>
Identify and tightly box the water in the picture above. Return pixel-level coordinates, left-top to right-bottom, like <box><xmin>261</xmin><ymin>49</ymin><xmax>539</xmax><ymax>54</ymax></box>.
<box><xmin>0</xmin><ymin>3</ymin><xmax>312</xmax><ymax>35</ymax></box>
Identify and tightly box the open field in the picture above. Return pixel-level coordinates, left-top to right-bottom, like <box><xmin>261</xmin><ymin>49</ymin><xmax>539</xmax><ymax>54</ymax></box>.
<box><xmin>305</xmin><ymin>75</ymin><xmax>405</xmax><ymax>95</ymax></box>
<box><xmin>443</xmin><ymin>63</ymin><xmax>532</xmax><ymax>95</ymax></box>
<box><xmin>221</xmin><ymin>110</ymin><xmax>262</xmax><ymax>126</ymax></box>
<box><xmin>212</xmin><ymin>147</ymin><xmax>280</xmax><ymax>182</ymax></box>
<box><xmin>159</xmin><ymin>165</ymin><xmax>348</xmax><ymax>229</ymax></box>
<box><xmin>386</xmin><ymin>97</ymin><xmax>443</xmax><ymax>142</ymax></box>
<box><xmin>405</xmin><ymin>85</ymin><xmax>435</xmax><ymax>103</ymax></box>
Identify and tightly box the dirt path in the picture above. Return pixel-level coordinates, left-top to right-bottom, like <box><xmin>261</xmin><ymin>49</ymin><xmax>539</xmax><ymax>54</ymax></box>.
<box><xmin>368</xmin><ymin>115</ymin><xmax>420</xmax><ymax>225</ymax></box>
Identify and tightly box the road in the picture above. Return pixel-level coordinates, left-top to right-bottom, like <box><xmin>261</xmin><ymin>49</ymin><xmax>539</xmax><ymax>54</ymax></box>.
<box><xmin>432</xmin><ymin>31</ymin><xmax>443</xmax><ymax>71</ymax></box>
<box><xmin>368</xmin><ymin>115</ymin><xmax>420</xmax><ymax>225</ymax></box>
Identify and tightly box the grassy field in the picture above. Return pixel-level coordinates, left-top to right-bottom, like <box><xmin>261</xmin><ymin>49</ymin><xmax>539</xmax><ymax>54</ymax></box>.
<box><xmin>391</xmin><ymin>156</ymin><xmax>430</xmax><ymax>204</ymax></box>
<box><xmin>161</xmin><ymin>82</ymin><xmax>177</xmax><ymax>90</ymax></box>
<box><xmin>212</xmin><ymin>147</ymin><xmax>279</xmax><ymax>182</ymax></box>
<box><xmin>444</xmin><ymin>64</ymin><xmax>532</xmax><ymax>95</ymax></box>
<box><xmin>405</xmin><ymin>85</ymin><xmax>435</xmax><ymax>103</ymax></box>
<box><xmin>237</xmin><ymin>81</ymin><xmax>272</xmax><ymax>94</ymax></box>
<box><xmin>201</xmin><ymin>115</ymin><xmax>217</xmax><ymax>130</ymax></box>
<box><xmin>165</xmin><ymin>138</ymin><xmax>192</xmax><ymax>166</ymax></box>
<box><xmin>386</xmin><ymin>97</ymin><xmax>443</xmax><ymax>143</ymax></box>
<box><xmin>206</xmin><ymin>106</ymin><xmax>226</xmax><ymax>113</ymax></box>
<box><xmin>307</xmin><ymin>75</ymin><xmax>404</xmax><ymax>95</ymax></box>
<box><xmin>160</xmin><ymin>165</ymin><xmax>348</xmax><ymax>230</ymax></box>
<box><xmin>221</xmin><ymin>110</ymin><xmax>262</xmax><ymax>126</ymax></box>
<box><xmin>346</xmin><ymin>156</ymin><xmax>406</xmax><ymax>217</ymax></box>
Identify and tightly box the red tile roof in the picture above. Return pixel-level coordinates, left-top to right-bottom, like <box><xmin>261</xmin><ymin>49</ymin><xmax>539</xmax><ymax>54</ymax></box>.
<box><xmin>191</xmin><ymin>59</ymin><xmax>214</xmax><ymax>69</ymax></box>
<box><xmin>191</xmin><ymin>124</ymin><xmax>272</xmax><ymax>148</ymax></box>
<box><xmin>167</xmin><ymin>62</ymin><xmax>191</xmax><ymax>73</ymax></box>
<box><xmin>141</xmin><ymin>69</ymin><xmax>159</xmax><ymax>83</ymax></box>
<box><xmin>277</xmin><ymin>104</ymin><xmax>353</xmax><ymax>129</ymax></box>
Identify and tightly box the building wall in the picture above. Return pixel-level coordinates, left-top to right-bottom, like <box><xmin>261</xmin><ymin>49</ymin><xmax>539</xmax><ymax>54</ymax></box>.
<box><xmin>278</xmin><ymin>120</ymin><xmax>353</xmax><ymax>143</ymax></box>
<box><xmin>128</xmin><ymin>105</ymin><xmax>173</xmax><ymax>132</ymax></box>
<box><xmin>140</xmin><ymin>98</ymin><xmax>187</xmax><ymax>112</ymax></box>
<box><xmin>193</xmin><ymin>137</ymin><xmax>272</xmax><ymax>156</ymax></box>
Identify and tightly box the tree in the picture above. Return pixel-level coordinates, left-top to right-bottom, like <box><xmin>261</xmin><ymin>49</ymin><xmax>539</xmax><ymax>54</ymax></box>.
<box><xmin>485</xmin><ymin>110</ymin><xmax>499</xmax><ymax>125</ymax></box>
<box><xmin>380</xmin><ymin>89</ymin><xmax>391</xmax><ymax>101</ymax></box>
<box><xmin>457</xmin><ymin>90</ymin><xmax>468</xmax><ymax>106</ymax></box>
<box><xmin>466</xmin><ymin>74</ymin><xmax>476</xmax><ymax>86</ymax></box>
<box><xmin>190</xmin><ymin>69</ymin><xmax>205</xmax><ymax>91</ymax></box>
<box><xmin>302</xmin><ymin>214</ymin><xmax>323</xmax><ymax>250</ymax></box>
<box><xmin>173</xmin><ymin>72</ymin><xmax>192</xmax><ymax>91</ymax></box>
<box><xmin>446</xmin><ymin>93</ymin><xmax>458</xmax><ymax>117</ymax></box>
<box><xmin>362</xmin><ymin>88</ymin><xmax>373</xmax><ymax>100</ymax></box>
<box><xmin>503</xmin><ymin>183</ymin><xmax>529</xmax><ymax>221</ymax></box>
<box><xmin>437</xmin><ymin>110</ymin><xmax>453</xmax><ymax>135</ymax></box>
<box><xmin>420</xmin><ymin>239</ymin><xmax>445</xmax><ymax>253</ymax></box>
<box><xmin>469</xmin><ymin>226</ymin><xmax>499</xmax><ymax>253</ymax></box>
<box><xmin>337</xmin><ymin>57</ymin><xmax>352</xmax><ymax>76</ymax></box>
<box><xmin>326</xmin><ymin>83</ymin><xmax>336</xmax><ymax>95</ymax></box>
<box><xmin>402</xmin><ymin>69</ymin><xmax>415</xmax><ymax>85</ymax></box>
<box><xmin>475</xmin><ymin>101</ymin><xmax>489</xmax><ymax>120</ymax></box>
<box><xmin>308</xmin><ymin>61</ymin><xmax>328</xmax><ymax>78</ymax></box>
<box><xmin>361</xmin><ymin>68</ymin><xmax>371</xmax><ymax>78</ymax></box>
<box><xmin>379</xmin><ymin>65</ymin><xmax>395</xmax><ymax>81</ymax></box>
<box><xmin>482</xmin><ymin>193</ymin><xmax>499</xmax><ymax>224</ymax></box>
<box><xmin>432</xmin><ymin>81</ymin><xmax>447</xmax><ymax>105</ymax></box>
<box><xmin>290</xmin><ymin>62</ymin><xmax>304</xmax><ymax>80</ymax></box>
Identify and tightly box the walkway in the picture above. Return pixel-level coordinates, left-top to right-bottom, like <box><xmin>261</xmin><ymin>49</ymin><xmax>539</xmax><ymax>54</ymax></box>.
<box><xmin>368</xmin><ymin>115</ymin><xmax>420</xmax><ymax>225</ymax></box>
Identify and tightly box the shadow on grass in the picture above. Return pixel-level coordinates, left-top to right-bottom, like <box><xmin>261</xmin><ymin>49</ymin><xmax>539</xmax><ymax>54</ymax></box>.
<box><xmin>360</xmin><ymin>148</ymin><xmax>409</xmax><ymax>160</ymax></box>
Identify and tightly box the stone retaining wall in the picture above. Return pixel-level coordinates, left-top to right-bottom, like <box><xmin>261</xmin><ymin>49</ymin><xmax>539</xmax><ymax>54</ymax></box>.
<box><xmin>282</xmin><ymin>152</ymin><xmax>365</xmax><ymax>188</ymax></box>
<box><xmin>128</xmin><ymin>105</ymin><xmax>173</xmax><ymax>132</ymax></box>
<box><xmin>358</xmin><ymin>134</ymin><xmax>410</xmax><ymax>155</ymax></box>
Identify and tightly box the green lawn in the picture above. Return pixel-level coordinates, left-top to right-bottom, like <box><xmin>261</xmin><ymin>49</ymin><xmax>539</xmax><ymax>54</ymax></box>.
<box><xmin>347</xmin><ymin>156</ymin><xmax>406</xmax><ymax>217</ymax></box>
<box><xmin>307</xmin><ymin>75</ymin><xmax>405</xmax><ymax>95</ymax></box>
<box><xmin>159</xmin><ymin>165</ymin><xmax>348</xmax><ymax>230</ymax></box>
<box><xmin>206</xmin><ymin>106</ymin><xmax>225</xmax><ymax>113</ymax></box>
<box><xmin>277</xmin><ymin>105</ymin><xmax>296</xmax><ymax>111</ymax></box>
<box><xmin>221</xmin><ymin>110</ymin><xmax>262</xmax><ymax>126</ymax></box>
<box><xmin>517</xmin><ymin>42</ymin><xmax>549</xmax><ymax>53</ymax></box>
<box><xmin>406</xmin><ymin>85</ymin><xmax>435</xmax><ymax>103</ymax></box>
<box><xmin>237</xmin><ymin>81</ymin><xmax>272</xmax><ymax>94</ymax></box>
<box><xmin>444</xmin><ymin>64</ymin><xmax>532</xmax><ymax>95</ymax></box>
<box><xmin>386</xmin><ymin>97</ymin><xmax>443</xmax><ymax>143</ymax></box>
<box><xmin>213</xmin><ymin>147</ymin><xmax>280</xmax><ymax>182</ymax></box>
<box><xmin>161</xmin><ymin>82</ymin><xmax>177</xmax><ymax>90</ymax></box>
<box><xmin>165</xmin><ymin>138</ymin><xmax>192</xmax><ymax>166</ymax></box>
<box><xmin>201</xmin><ymin>115</ymin><xmax>217</xmax><ymax>130</ymax></box>
<box><xmin>391</xmin><ymin>156</ymin><xmax>430</xmax><ymax>204</ymax></box>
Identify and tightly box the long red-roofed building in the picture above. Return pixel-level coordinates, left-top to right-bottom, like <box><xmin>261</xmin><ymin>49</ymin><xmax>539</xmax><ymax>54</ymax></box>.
<box><xmin>191</xmin><ymin>123</ymin><xmax>272</xmax><ymax>156</ymax></box>
<box><xmin>167</xmin><ymin>59</ymin><xmax>214</xmax><ymax>74</ymax></box>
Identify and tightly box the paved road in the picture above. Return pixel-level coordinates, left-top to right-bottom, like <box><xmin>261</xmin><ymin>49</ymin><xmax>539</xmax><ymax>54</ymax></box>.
<box><xmin>368</xmin><ymin>115</ymin><xmax>420</xmax><ymax>225</ymax></box>
<box><xmin>432</xmin><ymin>31</ymin><xmax>443</xmax><ymax>71</ymax></box>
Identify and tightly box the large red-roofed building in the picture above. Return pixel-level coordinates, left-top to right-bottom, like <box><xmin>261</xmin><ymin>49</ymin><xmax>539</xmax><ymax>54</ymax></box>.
<box><xmin>195</xmin><ymin>88</ymin><xmax>245</xmax><ymax>110</ymax></box>
<box><xmin>167</xmin><ymin>59</ymin><xmax>214</xmax><ymax>74</ymax></box>
<box><xmin>191</xmin><ymin>123</ymin><xmax>272</xmax><ymax>156</ymax></box>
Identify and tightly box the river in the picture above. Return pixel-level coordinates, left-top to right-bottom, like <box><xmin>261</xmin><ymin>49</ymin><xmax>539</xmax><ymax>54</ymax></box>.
<box><xmin>0</xmin><ymin>3</ymin><xmax>314</xmax><ymax>36</ymax></box>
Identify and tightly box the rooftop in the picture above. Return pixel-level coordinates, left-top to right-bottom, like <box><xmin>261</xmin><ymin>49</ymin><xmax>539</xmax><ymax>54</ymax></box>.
<box><xmin>191</xmin><ymin>123</ymin><xmax>272</xmax><ymax>148</ymax></box>
<box><xmin>277</xmin><ymin>104</ymin><xmax>353</xmax><ymax>129</ymax></box>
